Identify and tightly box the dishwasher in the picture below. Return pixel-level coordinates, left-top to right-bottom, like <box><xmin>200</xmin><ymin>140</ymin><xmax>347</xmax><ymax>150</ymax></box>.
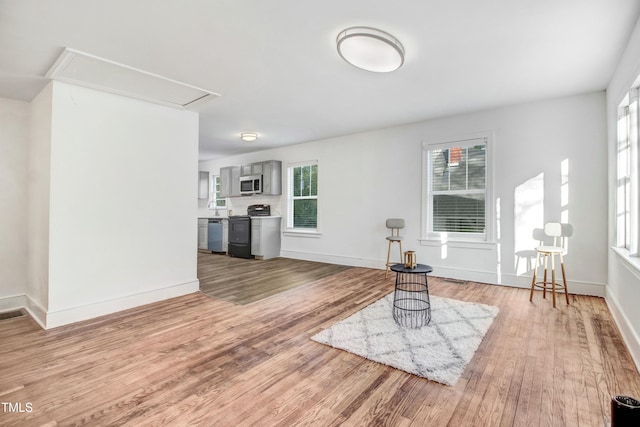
<box><xmin>207</xmin><ymin>219</ymin><xmax>223</xmax><ymax>253</ymax></box>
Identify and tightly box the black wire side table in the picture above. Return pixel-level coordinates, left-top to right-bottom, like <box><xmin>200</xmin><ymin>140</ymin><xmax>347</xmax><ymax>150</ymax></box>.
<box><xmin>390</xmin><ymin>263</ymin><xmax>433</xmax><ymax>328</ymax></box>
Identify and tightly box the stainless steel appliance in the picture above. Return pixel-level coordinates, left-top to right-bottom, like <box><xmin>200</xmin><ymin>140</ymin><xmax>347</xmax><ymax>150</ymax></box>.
<box><xmin>228</xmin><ymin>216</ymin><xmax>252</xmax><ymax>258</ymax></box>
<box><xmin>240</xmin><ymin>175</ymin><xmax>262</xmax><ymax>195</ymax></box>
<box><xmin>207</xmin><ymin>219</ymin><xmax>223</xmax><ymax>252</ymax></box>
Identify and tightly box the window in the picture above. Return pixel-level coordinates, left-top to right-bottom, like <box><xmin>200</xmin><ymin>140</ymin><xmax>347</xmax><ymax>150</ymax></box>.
<box><xmin>210</xmin><ymin>175</ymin><xmax>226</xmax><ymax>210</ymax></box>
<box><xmin>617</xmin><ymin>88</ymin><xmax>639</xmax><ymax>253</ymax></box>
<box><xmin>287</xmin><ymin>161</ymin><xmax>318</xmax><ymax>231</ymax></box>
<box><xmin>423</xmin><ymin>136</ymin><xmax>490</xmax><ymax>240</ymax></box>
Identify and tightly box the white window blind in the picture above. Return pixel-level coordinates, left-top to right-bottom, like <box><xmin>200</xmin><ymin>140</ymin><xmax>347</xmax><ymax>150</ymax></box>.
<box><xmin>428</xmin><ymin>139</ymin><xmax>487</xmax><ymax>235</ymax></box>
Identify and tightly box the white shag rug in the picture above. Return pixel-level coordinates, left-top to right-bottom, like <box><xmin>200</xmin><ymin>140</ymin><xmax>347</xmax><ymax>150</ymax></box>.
<box><xmin>311</xmin><ymin>293</ymin><xmax>499</xmax><ymax>386</ymax></box>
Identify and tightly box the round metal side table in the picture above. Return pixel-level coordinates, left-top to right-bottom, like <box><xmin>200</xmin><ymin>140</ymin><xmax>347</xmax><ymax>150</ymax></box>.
<box><xmin>390</xmin><ymin>263</ymin><xmax>433</xmax><ymax>328</ymax></box>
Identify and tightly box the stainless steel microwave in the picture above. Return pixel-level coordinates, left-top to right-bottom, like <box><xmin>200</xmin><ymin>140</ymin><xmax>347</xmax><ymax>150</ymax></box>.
<box><xmin>240</xmin><ymin>175</ymin><xmax>262</xmax><ymax>195</ymax></box>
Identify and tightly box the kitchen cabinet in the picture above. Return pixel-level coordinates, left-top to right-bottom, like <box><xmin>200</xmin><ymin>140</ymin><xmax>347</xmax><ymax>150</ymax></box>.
<box><xmin>261</xmin><ymin>160</ymin><xmax>282</xmax><ymax>196</ymax></box>
<box><xmin>220</xmin><ymin>166</ymin><xmax>241</xmax><ymax>197</ymax></box>
<box><xmin>198</xmin><ymin>171</ymin><xmax>209</xmax><ymax>199</ymax></box>
<box><xmin>251</xmin><ymin>217</ymin><xmax>281</xmax><ymax>260</ymax></box>
<box><xmin>198</xmin><ymin>218</ymin><xmax>209</xmax><ymax>251</ymax></box>
<box><xmin>241</xmin><ymin>163</ymin><xmax>263</xmax><ymax>176</ymax></box>
<box><xmin>221</xmin><ymin>161</ymin><xmax>281</xmax><ymax>197</ymax></box>
<box><xmin>222</xmin><ymin>219</ymin><xmax>229</xmax><ymax>253</ymax></box>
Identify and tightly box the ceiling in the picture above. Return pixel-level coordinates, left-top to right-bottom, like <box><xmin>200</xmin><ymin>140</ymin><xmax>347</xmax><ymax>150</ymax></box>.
<box><xmin>1</xmin><ymin>1</ymin><xmax>639</xmax><ymax>160</ymax></box>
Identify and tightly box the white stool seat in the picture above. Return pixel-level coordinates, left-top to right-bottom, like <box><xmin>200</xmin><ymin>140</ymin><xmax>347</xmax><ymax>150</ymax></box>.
<box><xmin>386</xmin><ymin>236</ymin><xmax>404</xmax><ymax>242</ymax></box>
<box><xmin>535</xmin><ymin>245</ymin><xmax>564</xmax><ymax>254</ymax></box>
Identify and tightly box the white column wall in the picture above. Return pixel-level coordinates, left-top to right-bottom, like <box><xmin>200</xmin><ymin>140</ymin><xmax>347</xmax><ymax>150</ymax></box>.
<box><xmin>0</xmin><ymin>97</ymin><xmax>29</xmax><ymax>310</ymax></box>
<box><xmin>26</xmin><ymin>83</ymin><xmax>53</xmax><ymax>320</ymax></box>
<box><xmin>43</xmin><ymin>81</ymin><xmax>199</xmax><ymax>327</ymax></box>
<box><xmin>201</xmin><ymin>91</ymin><xmax>607</xmax><ymax>296</ymax></box>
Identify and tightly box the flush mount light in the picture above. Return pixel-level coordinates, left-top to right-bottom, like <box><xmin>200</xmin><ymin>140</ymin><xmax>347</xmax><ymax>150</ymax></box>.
<box><xmin>336</xmin><ymin>27</ymin><xmax>405</xmax><ymax>73</ymax></box>
<box><xmin>240</xmin><ymin>132</ymin><xmax>258</xmax><ymax>142</ymax></box>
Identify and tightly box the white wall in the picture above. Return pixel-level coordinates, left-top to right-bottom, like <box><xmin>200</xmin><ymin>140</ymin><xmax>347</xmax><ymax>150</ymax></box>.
<box><xmin>0</xmin><ymin>97</ymin><xmax>29</xmax><ymax>310</ymax></box>
<box><xmin>606</xmin><ymin>16</ymin><xmax>640</xmax><ymax>371</ymax></box>
<box><xmin>201</xmin><ymin>91</ymin><xmax>608</xmax><ymax>296</ymax></box>
<box><xmin>40</xmin><ymin>81</ymin><xmax>200</xmax><ymax>328</ymax></box>
<box><xmin>27</xmin><ymin>84</ymin><xmax>53</xmax><ymax>320</ymax></box>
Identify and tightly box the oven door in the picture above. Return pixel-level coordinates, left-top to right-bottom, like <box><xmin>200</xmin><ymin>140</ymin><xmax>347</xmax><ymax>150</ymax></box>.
<box><xmin>228</xmin><ymin>217</ymin><xmax>251</xmax><ymax>244</ymax></box>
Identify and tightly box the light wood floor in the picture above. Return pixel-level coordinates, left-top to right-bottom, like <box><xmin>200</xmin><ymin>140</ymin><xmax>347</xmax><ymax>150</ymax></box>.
<box><xmin>1</xmin><ymin>260</ymin><xmax>639</xmax><ymax>426</ymax></box>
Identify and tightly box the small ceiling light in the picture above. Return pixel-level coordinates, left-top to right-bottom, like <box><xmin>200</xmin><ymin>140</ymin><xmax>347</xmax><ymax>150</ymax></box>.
<box><xmin>240</xmin><ymin>132</ymin><xmax>258</xmax><ymax>142</ymax></box>
<box><xmin>336</xmin><ymin>27</ymin><xmax>405</xmax><ymax>73</ymax></box>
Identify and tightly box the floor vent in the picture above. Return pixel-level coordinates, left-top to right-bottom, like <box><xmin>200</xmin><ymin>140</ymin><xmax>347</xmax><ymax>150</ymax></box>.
<box><xmin>0</xmin><ymin>310</ymin><xmax>26</xmax><ymax>321</ymax></box>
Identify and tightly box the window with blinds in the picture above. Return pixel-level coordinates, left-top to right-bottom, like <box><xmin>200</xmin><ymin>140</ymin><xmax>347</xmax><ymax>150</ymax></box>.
<box><xmin>287</xmin><ymin>162</ymin><xmax>318</xmax><ymax>230</ymax></box>
<box><xmin>427</xmin><ymin>139</ymin><xmax>487</xmax><ymax>235</ymax></box>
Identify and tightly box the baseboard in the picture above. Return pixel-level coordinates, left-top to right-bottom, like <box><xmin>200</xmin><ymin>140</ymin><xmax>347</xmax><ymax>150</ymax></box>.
<box><xmin>279</xmin><ymin>251</ymin><xmax>606</xmax><ymax>296</ymax></box>
<box><xmin>0</xmin><ymin>294</ymin><xmax>47</xmax><ymax>328</ymax></box>
<box><xmin>24</xmin><ymin>297</ymin><xmax>47</xmax><ymax>329</ymax></box>
<box><xmin>279</xmin><ymin>250</ymin><xmax>381</xmax><ymax>269</ymax></box>
<box><xmin>431</xmin><ymin>266</ymin><xmax>606</xmax><ymax>297</ymax></box>
<box><xmin>0</xmin><ymin>294</ymin><xmax>27</xmax><ymax>313</ymax></box>
<box><xmin>44</xmin><ymin>280</ymin><xmax>200</xmax><ymax>329</ymax></box>
<box><xmin>605</xmin><ymin>291</ymin><xmax>640</xmax><ymax>374</ymax></box>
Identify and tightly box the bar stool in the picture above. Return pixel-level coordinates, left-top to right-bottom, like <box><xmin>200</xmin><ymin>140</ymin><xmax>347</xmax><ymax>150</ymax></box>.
<box><xmin>529</xmin><ymin>222</ymin><xmax>573</xmax><ymax>307</ymax></box>
<box><xmin>385</xmin><ymin>218</ymin><xmax>405</xmax><ymax>278</ymax></box>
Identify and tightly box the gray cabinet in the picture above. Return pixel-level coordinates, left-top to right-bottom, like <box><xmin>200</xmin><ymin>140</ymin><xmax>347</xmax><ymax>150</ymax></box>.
<box><xmin>241</xmin><ymin>163</ymin><xmax>262</xmax><ymax>176</ymax></box>
<box><xmin>220</xmin><ymin>166</ymin><xmax>241</xmax><ymax>197</ymax></box>
<box><xmin>251</xmin><ymin>217</ymin><xmax>281</xmax><ymax>260</ymax></box>
<box><xmin>262</xmin><ymin>160</ymin><xmax>282</xmax><ymax>196</ymax></box>
<box><xmin>198</xmin><ymin>218</ymin><xmax>208</xmax><ymax>250</ymax></box>
<box><xmin>198</xmin><ymin>171</ymin><xmax>209</xmax><ymax>199</ymax></box>
<box><xmin>220</xmin><ymin>160</ymin><xmax>281</xmax><ymax>197</ymax></box>
<box><xmin>222</xmin><ymin>219</ymin><xmax>229</xmax><ymax>253</ymax></box>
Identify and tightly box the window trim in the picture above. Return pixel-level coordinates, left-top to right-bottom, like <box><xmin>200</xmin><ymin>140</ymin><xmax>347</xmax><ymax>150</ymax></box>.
<box><xmin>286</xmin><ymin>160</ymin><xmax>320</xmax><ymax>235</ymax></box>
<box><xmin>616</xmin><ymin>88</ymin><xmax>640</xmax><ymax>255</ymax></box>
<box><xmin>420</xmin><ymin>131</ymin><xmax>494</xmax><ymax>244</ymax></box>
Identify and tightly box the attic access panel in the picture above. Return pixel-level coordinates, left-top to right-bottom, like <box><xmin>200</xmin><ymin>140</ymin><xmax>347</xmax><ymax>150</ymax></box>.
<box><xmin>46</xmin><ymin>48</ymin><xmax>220</xmax><ymax>109</ymax></box>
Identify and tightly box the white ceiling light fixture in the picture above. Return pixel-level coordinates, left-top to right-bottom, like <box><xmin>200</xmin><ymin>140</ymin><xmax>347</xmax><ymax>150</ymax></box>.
<box><xmin>336</xmin><ymin>27</ymin><xmax>405</xmax><ymax>73</ymax></box>
<box><xmin>240</xmin><ymin>132</ymin><xmax>258</xmax><ymax>142</ymax></box>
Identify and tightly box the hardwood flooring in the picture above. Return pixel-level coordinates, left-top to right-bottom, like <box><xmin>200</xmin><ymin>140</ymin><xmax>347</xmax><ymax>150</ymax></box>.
<box><xmin>198</xmin><ymin>253</ymin><xmax>352</xmax><ymax>304</ymax></box>
<box><xmin>1</xmin><ymin>260</ymin><xmax>639</xmax><ymax>426</ymax></box>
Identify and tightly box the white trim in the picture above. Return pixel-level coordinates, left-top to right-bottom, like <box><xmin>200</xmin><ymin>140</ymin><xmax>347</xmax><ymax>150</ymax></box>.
<box><xmin>419</xmin><ymin>239</ymin><xmax>496</xmax><ymax>250</ymax></box>
<box><xmin>24</xmin><ymin>297</ymin><xmax>47</xmax><ymax>329</ymax></box>
<box><xmin>611</xmin><ymin>246</ymin><xmax>640</xmax><ymax>280</ymax></box>
<box><xmin>283</xmin><ymin>230</ymin><xmax>323</xmax><ymax>238</ymax></box>
<box><xmin>285</xmin><ymin>160</ymin><xmax>319</xmax><ymax>233</ymax></box>
<box><xmin>0</xmin><ymin>295</ymin><xmax>47</xmax><ymax>329</ymax></box>
<box><xmin>421</xmin><ymin>131</ymin><xmax>495</xmax><ymax>242</ymax></box>
<box><xmin>0</xmin><ymin>295</ymin><xmax>27</xmax><ymax>313</ymax></box>
<box><xmin>43</xmin><ymin>280</ymin><xmax>199</xmax><ymax>329</ymax></box>
<box><xmin>278</xmin><ymin>251</ymin><xmax>605</xmax><ymax>296</ymax></box>
<box><xmin>279</xmin><ymin>250</ymin><xmax>381</xmax><ymax>269</ymax></box>
<box><xmin>606</xmin><ymin>290</ymin><xmax>640</xmax><ymax>374</ymax></box>
<box><xmin>0</xmin><ymin>281</ymin><xmax>199</xmax><ymax>330</ymax></box>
